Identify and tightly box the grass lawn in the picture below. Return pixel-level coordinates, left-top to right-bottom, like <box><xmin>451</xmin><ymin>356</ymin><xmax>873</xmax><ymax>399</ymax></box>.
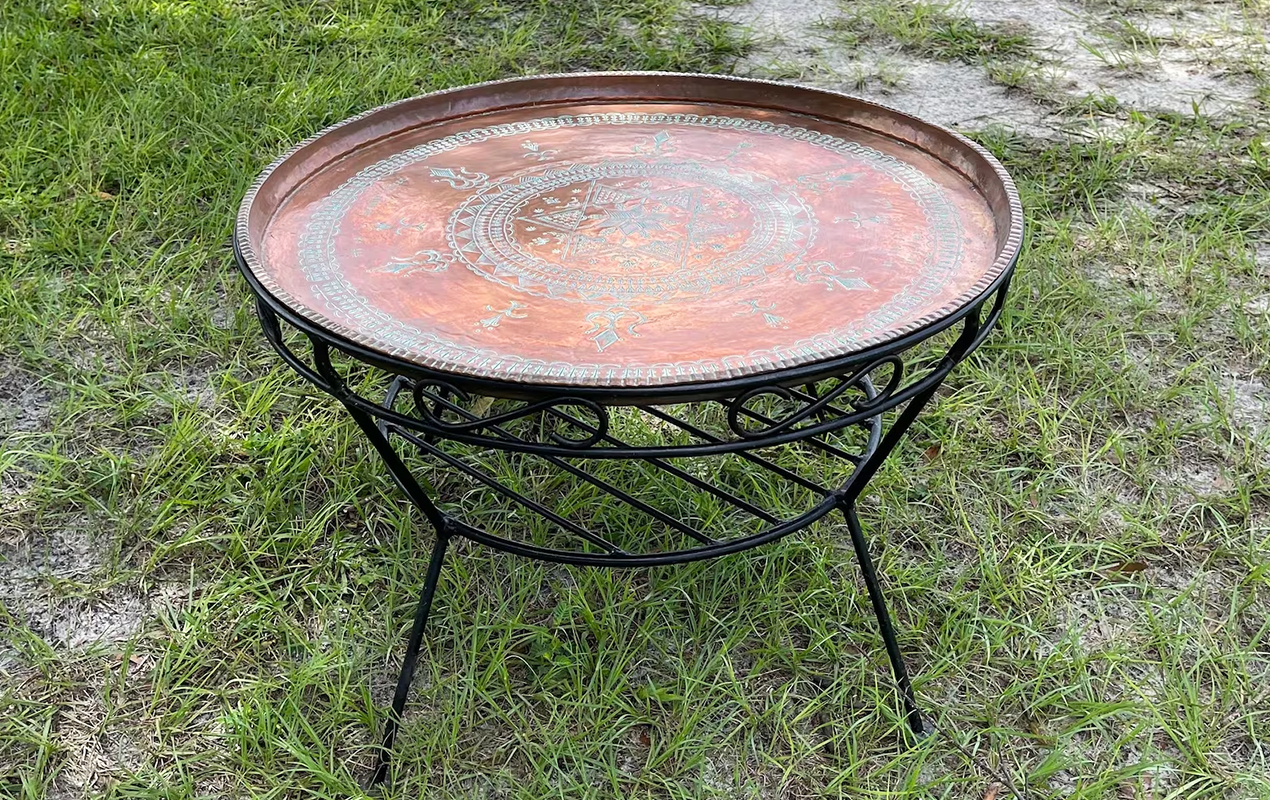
<box><xmin>2</xmin><ymin>0</ymin><xmax>1268</xmax><ymax>798</ymax></box>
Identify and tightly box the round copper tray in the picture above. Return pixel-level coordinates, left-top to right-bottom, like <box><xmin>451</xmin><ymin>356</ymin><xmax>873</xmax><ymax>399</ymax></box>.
<box><xmin>237</xmin><ymin>73</ymin><xmax>1021</xmax><ymax>392</ymax></box>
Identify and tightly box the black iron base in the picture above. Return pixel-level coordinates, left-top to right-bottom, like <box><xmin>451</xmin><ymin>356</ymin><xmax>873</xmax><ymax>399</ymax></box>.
<box><xmin>241</xmin><ymin>260</ymin><xmax>1011</xmax><ymax>787</ymax></box>
<box><xmin>340</xmin><ymin>373</ymin><xmax>957</xmax><ymax>784</ymax></box>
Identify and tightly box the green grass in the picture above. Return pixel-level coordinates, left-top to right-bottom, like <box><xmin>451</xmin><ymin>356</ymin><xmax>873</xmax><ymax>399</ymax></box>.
<box><xmin>2</xmin><ymin>0</ymin><xmax>1269</xmax><ymax>799</ymax></box>
<box><xmin>828</xmin><ymin>1</ymin><xmax>1033</xmax><ymax>64</ymax></box>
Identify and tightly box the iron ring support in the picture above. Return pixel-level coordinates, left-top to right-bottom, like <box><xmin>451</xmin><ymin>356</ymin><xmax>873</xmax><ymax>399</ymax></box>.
<box><xmin>251</xmin><ymin>278</ymin><xmax>1005</xmax><ymax>462</ymax></box>
<box><xmin>348</xmin><ymin>379</ymin><xmax>921</xmax><ymax>459</ymax></box>
<box><xmin>256</xmin><ymin>337</ymin><xmax>964</xmax><ymax>461</ymax></box>
<box><xmin>236</xmin><ymin>234</ymin><xmax>1016</xmax><ymax>407</ymax></box>
<box><xmin>372</xmin><ymin>372</ymin><xmax>887</xmax><ymax>568</ymax></box>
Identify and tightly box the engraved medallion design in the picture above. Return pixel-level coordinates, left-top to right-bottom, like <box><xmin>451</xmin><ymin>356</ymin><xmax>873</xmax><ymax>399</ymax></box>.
<box><xmin>446</xmin><ymin>159</ymin><xmax>814</xmax><ymax>303</ymax></box>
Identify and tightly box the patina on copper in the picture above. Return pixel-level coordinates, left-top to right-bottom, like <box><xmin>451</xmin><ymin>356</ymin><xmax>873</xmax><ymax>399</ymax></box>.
<box><xmin>237</xmin><ymin>73</ymin><xmax>1022</xmax><ymax>390</ymax></box>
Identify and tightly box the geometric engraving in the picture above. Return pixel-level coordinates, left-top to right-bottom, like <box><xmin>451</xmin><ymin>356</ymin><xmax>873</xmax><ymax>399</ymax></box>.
<box><xmin>585</xmin><ymin>306</ymin><xmax>647</xmax><ymax>351</ymax></box>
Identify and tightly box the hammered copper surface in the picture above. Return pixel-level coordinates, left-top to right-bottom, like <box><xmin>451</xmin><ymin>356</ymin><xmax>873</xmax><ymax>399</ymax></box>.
<box><xmin>239</xmin><ymin>74</ymin><xmax>1021</xmax><ymax>388</ymax></box>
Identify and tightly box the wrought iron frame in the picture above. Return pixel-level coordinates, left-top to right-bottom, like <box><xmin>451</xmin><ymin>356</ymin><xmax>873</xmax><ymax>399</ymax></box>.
<box><xmin>238</xmin><ymin>239</ymin><xmax>1016</xmax><ymax>786</ymax></box>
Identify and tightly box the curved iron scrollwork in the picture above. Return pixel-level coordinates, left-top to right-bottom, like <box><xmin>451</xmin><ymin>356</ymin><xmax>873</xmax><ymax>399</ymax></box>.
<box><xmin>250</xmin><ymin>276</ymin><xmax>1010</xmax><ymax>458</ymax></box>
<box><xmin>408</xmin><ymin>380</ymin><xmax>610</xmax><ymax>449</ymax></box>
<box><xmin>726</xmin><ymin>355</ymin><xmax>904</xmax><ymax>439</ymax></box>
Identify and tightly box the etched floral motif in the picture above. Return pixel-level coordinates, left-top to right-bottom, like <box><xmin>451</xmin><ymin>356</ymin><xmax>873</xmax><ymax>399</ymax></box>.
<box><xmin>585</xmin><ymin>307</ymin><xmax>647</xmax><ymax>352</ymax></box>
<box><xmin>833</xmin><ymin>212</ymin><xmax>885</xmax><ymax>228</ymax></box>
<box><xmin>718</xmin><ymin>140</ymin><xmax>754</xmax><ymax>162</ymax></box>
<box><xmin>796</xmin><ymin>168</ymin><xmax>859</xmax><ymax>195</ymax></box>
<box><xmin>632</xmin><ymin>129</ymin><xmax>674</xmax><ymax>156</ymax></box>
<box><xmin>521</xmin><ymin>140</ymin><xmax>559</xmax><ymax>161</ymax></box>
<box><xmin>373</xmin><ymin>217</ymin><xmax>429</xmax><ymax>234</ymax></box>
<box><xmin>793</xmin><ymin>260</ymin><xmax>872</xmax><ymax>291</ymax></box>
<box><xmin>736</xmin><ymin>299</ymin><xmax>788</xmax><ymax>329</ymax></box>
<box><xmin>478</xmin><ymin>300</ymin><xmax>529</xmax><ymax>329</ymax></box>
<box><xmin>430</xmin><ymin>166</ymin><xmax>489</xmax><ymax>190</ymax></box>
<box><xmin>377</xmin><ymin>249</ymin><xmax>454</xmax><ymax>276</ymax></box>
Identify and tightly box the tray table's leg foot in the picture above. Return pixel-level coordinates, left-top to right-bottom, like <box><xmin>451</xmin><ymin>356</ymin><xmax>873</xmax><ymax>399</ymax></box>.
<box><xmin>842</xmin><ymin>503</ymin><xmax>926</xmax><ymax>738</ymax></box>
<box><xmin>372</xmin><ymin>530</ymin><xmax>451</xmax><ymax>786</ymax></box>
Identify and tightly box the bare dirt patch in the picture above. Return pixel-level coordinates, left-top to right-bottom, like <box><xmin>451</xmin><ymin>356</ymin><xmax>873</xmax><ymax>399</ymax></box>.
<box><xmin>703</xmin><ymin>0</ymin><xmax>1056</xmax><ymax>132</ymax></box>
<box><xmin>703</xmin><ymin>0</ymin><xmax>1264</xmax><ymax>133</ymax></box>
<box><xmin>160</xmin><ymin>361</ymin><xmax>220</xmax><ymax>412</ymax></box>
<box><xmin>0</xmin><ymin>361</ymin><xmax>54</xmax><ymax>436</ymax></box>
<box><xmin>53</xmin><ymin>691</ymin><xmax>152</xmax><ymax>793</ymax></box>
<box><xmin>1220</xmin><ymin>375</ymin><xmax>1269</xmax><ymax>437</ymax></box>
<box><xmin>958</xmin><ymin>0</ymin><xmax>1262</xmax><ymax>117</ymax></box>
<box><xmin>0</xmin><ymin>519</ymin><xmax>192</xmax><ymax>793</ymax></box>
<box><xmin>0</xmin><ymin>521</ymin><xmax>179</xmax><ymax>652</ymax></box>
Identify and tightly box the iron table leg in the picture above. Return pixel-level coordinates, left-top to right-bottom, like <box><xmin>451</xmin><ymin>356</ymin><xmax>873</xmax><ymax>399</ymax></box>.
<box><xmin>842</xmin><ymin>504</ymin><xmax>926</xmax><ymax>737</ymax></box>
<box><xmin>334</xmin><ymin>400</ymin><xmax>456</xmax><ymax>786</ymax></box>
<box><xmin>372</xmin><ymin>530</ymin><xmax>451</xmax><ymax>786</ymax></box>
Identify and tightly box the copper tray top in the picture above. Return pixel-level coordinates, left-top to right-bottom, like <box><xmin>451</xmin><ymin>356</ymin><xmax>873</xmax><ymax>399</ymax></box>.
<box><xmin>237</xmin><ymin>73</ymin><xmax>1021</xmax><ymax>390</ymax></box>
